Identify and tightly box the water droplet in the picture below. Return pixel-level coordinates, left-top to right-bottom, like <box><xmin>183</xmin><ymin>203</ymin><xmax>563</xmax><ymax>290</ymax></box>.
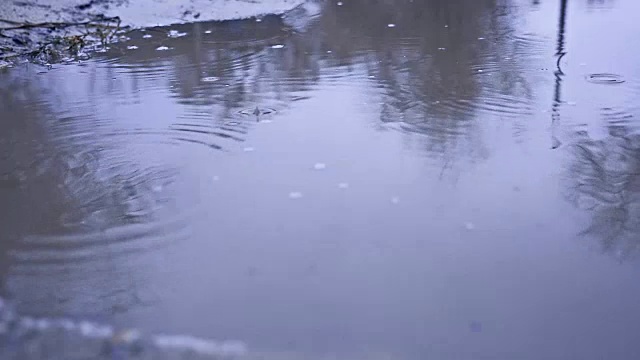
<box><xmin>127</xmin><ymin>45</ymin><xmax>138</xmax><ymax>50</ymax></box>
<box><xmin>289</xmin><ymin>192</ymin><xmax>303</xmax><ymax>199</ymax></box>
<box><xmin>464</xmin><ymin>222</ymin><xmax>475</xmax><ymax>230</ymax></box>
<box><xmin>271</xmin><ymin>44</ymin><xmax>285</xmax><ymax>49</ymax></box>
<box><xmin>202</xmin><ymin>76</ymin><xmax>220</xmax><ymax>82</ymax></box>
<box><xmin>391</xmin><ymin>196</ymin><xmax>400</xmax><ymax>204</ymax></box>
<box><xmin>156</xmin><ymin>46</ymin><xmax>170</xmax><ymax>51</ymax></box>
<box><xmin>338</xmin><ymin>182</ymin><xmax>349</xmax><ymax>189</ymax></box>
<box><xmin>313</xmin><ymin>163</ymin><xmax>327</xmax><ymax>170</ymax></box>
<box><xmin>387</xmin><ymin>23</ymin><xmax>396</xmax><ymax>28</ymax></box>
<box><xmin>142</xmin><ymin>34</ymin><xmax>152</xmax><ymax>39</ymax></box>
<box><xmin>243</xmin><ymin>147</ymin><xmax>255</xmax><ymax>152</ymax></box>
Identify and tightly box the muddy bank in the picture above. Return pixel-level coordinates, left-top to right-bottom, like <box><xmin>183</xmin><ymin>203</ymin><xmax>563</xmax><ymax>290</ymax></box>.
<box><xmin>0</xmin><ymin>0</ymin><xmax>315</xmax><ymax>65</ymax></box>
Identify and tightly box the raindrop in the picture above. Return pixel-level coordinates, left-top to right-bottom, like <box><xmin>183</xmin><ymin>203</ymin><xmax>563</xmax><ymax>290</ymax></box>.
<box><xmin>289</xmin><ymin>192</ymin><xmax>303</xmax><ymax>199</ymax></box>
<box><xmin>156</xmin><ymin>46</ymin><xmax>170</xmax><ymax>51</ymax></box>
<box><xmin>387</xmin><ymin>23</ymin><xmax>396</xmax><ymax>28</ymax></box>
<box><xmin>127</xmin><ymin>45</ymin><xmax>138</xmax><ymax>50</ymax></box>
<box><xmin>271</xmin><ymin>44</ymin><xmax>285</xmax><ymax>49</ymax></box>
<box><xmin>313</xmin><ymin>163</ymin><xmax>327</xmax><ymax>170</ymax></box>
<box><xmin>338</xmin><ymin>182</ymin><xmax>349</xmax><ymax>189</ymax></box>
<box><xmin>391</xmin><ymin>196</ymin><xmax>400</xmax><ymax>204</ymax></box>
<box><xmin>142</xmin><ymin>34</ymin><xmax>152</xmax><ymax>39</ymax></box>
<box><xmin>202</xmin><ymin>76</ymin><xmax>220</xmax><ymax>82</ymax></box>
<box><xmin>585</xmin><ymin>73</ymin><xmax>625</xmax><ymax>84</ymax></box>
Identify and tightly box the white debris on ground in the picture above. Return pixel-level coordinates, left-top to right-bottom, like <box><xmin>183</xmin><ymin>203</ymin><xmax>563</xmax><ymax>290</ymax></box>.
<box><xmin>0</xmin><ymin>296</ymin><xmax>249</xmax><ymax>359</ymax></box>
<box><xmin>0</xmin><ymin>0</ymin><xmax>310</xmax><ymax>29</ymax></box>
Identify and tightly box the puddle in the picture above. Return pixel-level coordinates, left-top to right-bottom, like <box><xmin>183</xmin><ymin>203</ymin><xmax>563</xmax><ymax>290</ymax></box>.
<box><xmin>2</xmin><ymin>1</ymin><xmax>640</xmax><ymax>359</ymax></box>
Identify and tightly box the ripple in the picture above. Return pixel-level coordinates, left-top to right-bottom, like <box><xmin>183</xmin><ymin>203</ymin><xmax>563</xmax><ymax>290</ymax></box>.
<box><xmin>586</xmin><ymin>73</ymin><xmax>626</xmax><ymax>85</ymax></box>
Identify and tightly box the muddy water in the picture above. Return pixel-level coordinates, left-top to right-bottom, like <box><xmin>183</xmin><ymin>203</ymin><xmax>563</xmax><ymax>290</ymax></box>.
<box><xmin>2</xmin><ymin>0</ymin><xmax>640</xmax><ymax>359</ymax></box>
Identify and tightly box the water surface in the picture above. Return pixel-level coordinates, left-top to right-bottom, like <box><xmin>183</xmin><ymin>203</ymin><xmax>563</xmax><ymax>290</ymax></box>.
<box><xmin>2</xmin><ymin>1</ymin><xmax>640</xmax><ymax>359</ymax></box>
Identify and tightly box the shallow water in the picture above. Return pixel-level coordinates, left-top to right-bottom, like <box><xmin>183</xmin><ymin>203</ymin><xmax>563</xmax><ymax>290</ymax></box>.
<box><xmin>2</xmin><ymin>0</ymin><xmax>640</xmax><ymax>359</ymax></box>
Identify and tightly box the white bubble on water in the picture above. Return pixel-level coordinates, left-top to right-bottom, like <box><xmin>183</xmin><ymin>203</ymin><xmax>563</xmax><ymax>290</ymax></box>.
<box><xmin>205</xmin><ymin>30</ymin><xmax>212</xmax><ymax>34</ymax></box>
<box><xmin>168</xmin><ymin>30</ymin><xmax>187</xmax><ymax>38</ymax></box>
<box><xmin>127</xmin><ymin>45</ymin><xmax>139</xmax><ymax>50</ymax></box>
<box><xmin>289</xmin><ymin>192</ymin><xmax>303</xmax><ymax>199</ymax></box>
<box><xmin>271</xmin><ymin>44</ymin><xmax>285</xmax><ymax>49</ymax></box>
<box><xmin>142</xmin><ymin>34</ymin><xmax>152</xmax><ymax>39</ymax></box>
<box><xmin>202</xmin><ymin>76</ymin><xmax>220</xmax><ymax>82</ymax></box>
<box><xmin>156</xmin><ymin>46</ymin><xmax>170</xmax><ymax>51</ymax></box>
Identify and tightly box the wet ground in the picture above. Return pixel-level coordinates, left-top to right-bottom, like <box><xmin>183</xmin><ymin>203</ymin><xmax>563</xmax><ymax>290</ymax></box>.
<box><xmin>2</xmin><ymin>0</ymin><xmax>640</xmax><ymax>359</ymax></box>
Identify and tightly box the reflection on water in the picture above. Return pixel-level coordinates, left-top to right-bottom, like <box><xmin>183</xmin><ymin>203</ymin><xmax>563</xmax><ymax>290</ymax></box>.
<box><xmin>2</xmin><ymin>0</ymin><xmax>640</xmax><ymax>359</ymax></box>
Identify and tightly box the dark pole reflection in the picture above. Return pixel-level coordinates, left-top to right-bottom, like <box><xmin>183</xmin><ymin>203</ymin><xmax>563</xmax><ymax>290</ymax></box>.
<box><xmin>551</xmin><ymin>0</ymin><xmax>568</xmax><ymax>149</ymax></box>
